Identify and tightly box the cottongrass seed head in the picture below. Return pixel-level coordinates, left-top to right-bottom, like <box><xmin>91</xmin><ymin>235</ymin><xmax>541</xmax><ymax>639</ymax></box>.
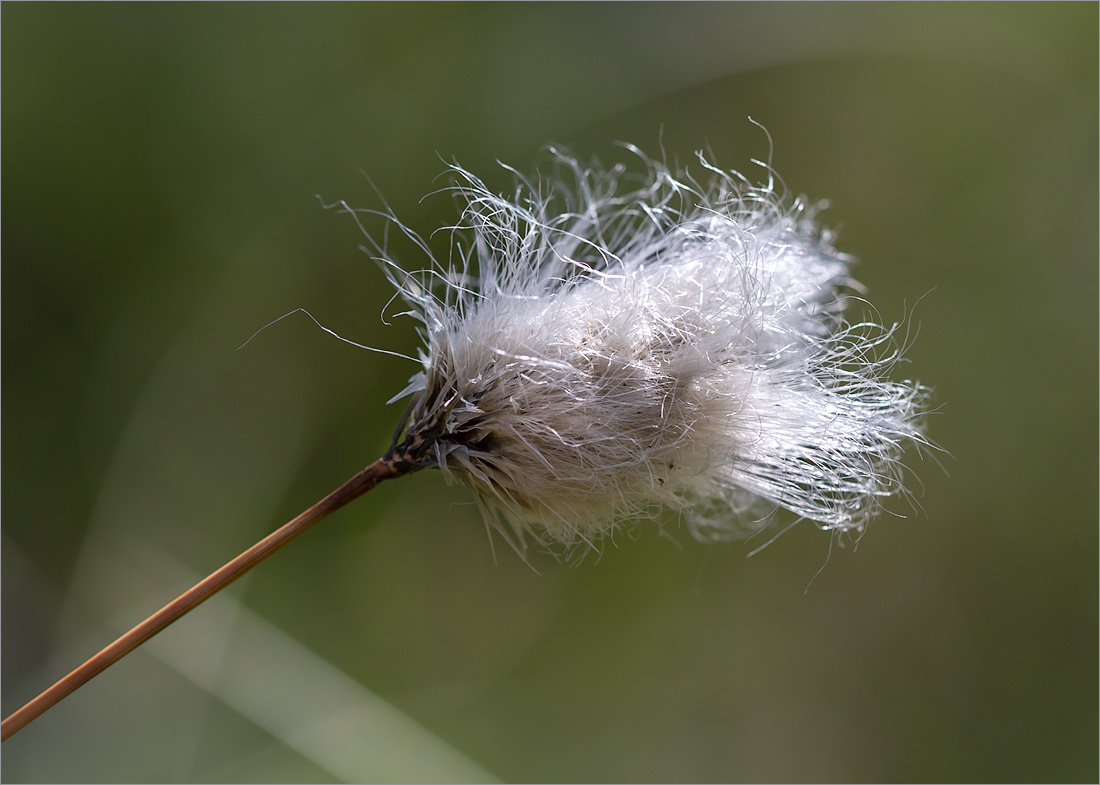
<box><xmin>346</xmin><ymin>142</ymin><xmax>929</xmax><ymax>556</ymax></box>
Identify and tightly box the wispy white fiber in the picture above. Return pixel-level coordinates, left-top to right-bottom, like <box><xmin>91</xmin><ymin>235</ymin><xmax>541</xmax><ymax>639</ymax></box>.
<box><xmin>347</xmin><ymin>144</ymin><xmax>929</xmax><ymax>554</ymax></box>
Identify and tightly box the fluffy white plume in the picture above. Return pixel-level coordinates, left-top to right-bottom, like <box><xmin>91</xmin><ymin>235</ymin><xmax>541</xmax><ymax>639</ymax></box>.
<box><xmin>353</xmin><ymin>145</ymin><xmax>928</xmax><ymax>553</ymax></box>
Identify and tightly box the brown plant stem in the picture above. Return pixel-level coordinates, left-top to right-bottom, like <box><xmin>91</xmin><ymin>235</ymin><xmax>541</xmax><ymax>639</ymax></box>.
<box><xmin>1</xmin><ymin>457</ymin><xmax>404</xmax><ymax>742</ymax></box>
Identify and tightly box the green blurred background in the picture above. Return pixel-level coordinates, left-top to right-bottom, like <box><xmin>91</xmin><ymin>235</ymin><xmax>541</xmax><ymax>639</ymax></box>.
<box><xmin>3</xmin><ymin>3</ymin><xmax>1096</xmax><ymax>782</ymax></box>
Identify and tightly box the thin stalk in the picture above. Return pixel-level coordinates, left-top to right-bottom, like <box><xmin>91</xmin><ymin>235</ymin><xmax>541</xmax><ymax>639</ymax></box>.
<box><xmin>1</xmin><ymin>457</ymin><xmax>404</xmax><ymax>742</ymax></box>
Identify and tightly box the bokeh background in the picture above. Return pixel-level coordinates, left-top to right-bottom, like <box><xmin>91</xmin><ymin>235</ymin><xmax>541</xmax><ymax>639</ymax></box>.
<box><xmin>3</xmin><ymin>3</ymin><xmax>1096</xmax><ymax>783</ymax></box>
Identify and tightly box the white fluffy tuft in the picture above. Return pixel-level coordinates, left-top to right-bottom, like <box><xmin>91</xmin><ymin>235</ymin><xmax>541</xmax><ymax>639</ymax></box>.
<box><xmin>356</xmin><ymin>145</ymin><xmax>929</xmax><ymax>554</ymax></box>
